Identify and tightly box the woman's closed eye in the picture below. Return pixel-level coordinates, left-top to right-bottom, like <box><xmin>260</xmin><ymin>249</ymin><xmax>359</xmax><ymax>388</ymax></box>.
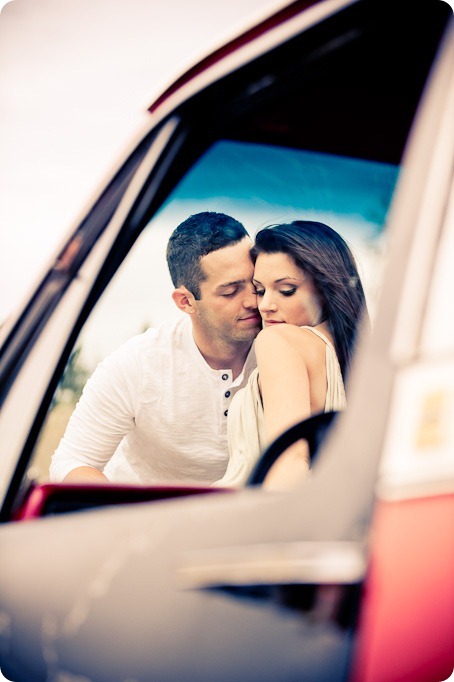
<box><xmin>254</xmin><ymin>286</ymin><xmax>297</xmax><ymax>297</ymax></box>
<box><xmin>279</xmin><ymin>287</ymin><xmax>297</xmax><ymax>297</ymax></box>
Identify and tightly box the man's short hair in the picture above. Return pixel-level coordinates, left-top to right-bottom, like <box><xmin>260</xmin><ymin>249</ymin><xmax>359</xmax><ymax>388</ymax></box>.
<box><xmin>166</xmin><ymin>212</ymin><xmax>248</xmax><ymax>299</ymax></box>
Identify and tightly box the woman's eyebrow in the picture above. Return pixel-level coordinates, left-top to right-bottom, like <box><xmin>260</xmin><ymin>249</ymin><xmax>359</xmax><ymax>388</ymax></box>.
<box><xmin>274</xmin><ymin>277</ymin><xmax>301</xmax><ymax>283</ymax></box>
<box><xmin>254</xmin><ymin>276</ymin><xmax>302</xmax><ymax>285</ymax></box>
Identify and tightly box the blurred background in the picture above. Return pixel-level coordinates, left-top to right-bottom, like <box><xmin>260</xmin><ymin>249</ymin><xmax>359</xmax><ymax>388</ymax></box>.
<box><xmin>0</xmin><ymin>0</ymin><xmax>285</xmax><ymax>323</ymax></box>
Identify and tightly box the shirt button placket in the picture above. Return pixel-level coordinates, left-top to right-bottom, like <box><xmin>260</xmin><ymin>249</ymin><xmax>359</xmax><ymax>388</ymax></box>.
<box><xmin>221</xmin><ymin>372</ymin><xmax>232</xmax><ymax>419</ymax></box>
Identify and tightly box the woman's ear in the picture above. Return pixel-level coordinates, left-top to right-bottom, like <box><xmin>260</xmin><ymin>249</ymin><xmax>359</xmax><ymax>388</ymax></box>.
<box><xmin>171</xmin><ymin>286</ymin><xmax>196</xmax><ymax>314</ymax></box>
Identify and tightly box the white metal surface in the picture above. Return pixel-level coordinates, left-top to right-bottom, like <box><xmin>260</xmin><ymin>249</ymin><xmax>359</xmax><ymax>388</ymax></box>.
<box><xmin>376</xmin><ymin>23</ymin><xmax>454</xmax><ymax>501</ymax></box>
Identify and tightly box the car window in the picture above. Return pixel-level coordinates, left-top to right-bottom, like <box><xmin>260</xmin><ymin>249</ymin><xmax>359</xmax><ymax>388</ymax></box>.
<box><xmin>27</xmin><ymin>137</ymin><xmax>399</xmax><ymax>483</ymax></box>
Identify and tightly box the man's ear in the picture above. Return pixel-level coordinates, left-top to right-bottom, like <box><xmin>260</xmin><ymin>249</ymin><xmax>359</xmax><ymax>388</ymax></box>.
<box><xmin>171</xmin><ymin>286</ymin><xmax>197</xmax><ymax>314</ymax></box>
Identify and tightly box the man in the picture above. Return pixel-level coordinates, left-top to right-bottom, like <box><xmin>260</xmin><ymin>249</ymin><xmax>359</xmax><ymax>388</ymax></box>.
<box><xmin>50</xmin><ymin>212</ymin><xmax>261</xmax><ymax>484</ymax></box>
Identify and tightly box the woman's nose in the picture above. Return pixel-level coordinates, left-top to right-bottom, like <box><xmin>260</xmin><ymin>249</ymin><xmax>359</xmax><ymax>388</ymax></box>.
<box><xmin>259</xmin><ymin>292</ymin><xmax>277</xmax><ymax>312</ymax></box>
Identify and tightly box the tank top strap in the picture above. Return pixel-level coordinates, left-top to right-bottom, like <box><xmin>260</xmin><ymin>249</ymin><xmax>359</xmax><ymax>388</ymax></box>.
<box><xmin>300</xmin><ymin>326</ymin><xmax>346</xmax><ymax>412</ymax></box>
<box><xmin>299</xmin><ymin>325</ymin><xmax>335</xmax><ymax>351</ymax></box>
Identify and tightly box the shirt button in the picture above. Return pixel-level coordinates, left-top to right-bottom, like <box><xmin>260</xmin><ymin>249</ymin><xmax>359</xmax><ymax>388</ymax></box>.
<box><xmin>224</xmin><ymin>410</ymin><xmax>228</xmax><ymax>417</ymax></box>
<box><xmin>222</xmin><ymin>374</ymin><xmax>228</xmax><ymax>380</ymax></box>
<box><xmin>225</xmin><ymin>391</ymin><xmax>231</xmax><ymax>398</ymax></box>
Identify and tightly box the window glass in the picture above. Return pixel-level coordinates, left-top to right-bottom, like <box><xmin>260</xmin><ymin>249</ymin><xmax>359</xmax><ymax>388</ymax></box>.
<box><xmin>79</xmin><ymin>140</ymin><xmax>399</xmax><ymax>367</ymax></box>
<box><xmin>28</xmin><ymin>139</ymin><xmax>399</xmax><ymax>482</ymax></box>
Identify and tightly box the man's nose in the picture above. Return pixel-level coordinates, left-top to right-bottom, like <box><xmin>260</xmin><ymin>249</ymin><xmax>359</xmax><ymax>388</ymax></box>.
<box><xmin>244</xmin><ymin>284</ymin><xmax>258</xmax><ymax>309</ymax></box>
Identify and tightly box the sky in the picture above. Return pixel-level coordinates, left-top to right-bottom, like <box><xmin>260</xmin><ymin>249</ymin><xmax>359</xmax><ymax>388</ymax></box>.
<box><xmin>0</xmin><ymin>0</ymin><xmax>287</xmax><ymax>323</ymax></box>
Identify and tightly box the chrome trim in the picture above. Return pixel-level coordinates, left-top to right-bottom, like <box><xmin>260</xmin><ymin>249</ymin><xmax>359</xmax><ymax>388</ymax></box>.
<box><xmin>177</xmin><ymin>541</ymin><xmax>366</xmax><ymax>589</ymax></box>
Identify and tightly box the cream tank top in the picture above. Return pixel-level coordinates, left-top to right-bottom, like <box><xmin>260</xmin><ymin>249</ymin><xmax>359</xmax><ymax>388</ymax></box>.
<box><xmin>213</xmin><ymin>326</ymin><xmax>346</xmax><ymax>487</ymax></box>
<box><xmin>301</xmin><ymin>326</ymin><xmax>346</xmax><ymax>412</ymax></box>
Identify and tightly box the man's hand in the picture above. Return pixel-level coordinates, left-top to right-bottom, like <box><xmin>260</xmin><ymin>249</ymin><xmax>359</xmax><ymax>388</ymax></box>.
<box><xmin>63</xmin><ymin>466</ymin><xmax>109</xmax><ymax>483</ymax></box>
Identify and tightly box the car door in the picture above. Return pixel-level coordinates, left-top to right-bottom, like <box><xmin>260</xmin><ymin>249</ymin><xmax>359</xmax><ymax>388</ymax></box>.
<box><xmin>0</xmin><ymin>1</ymin><xmax>452</xmax><ymax>681</ymax></box>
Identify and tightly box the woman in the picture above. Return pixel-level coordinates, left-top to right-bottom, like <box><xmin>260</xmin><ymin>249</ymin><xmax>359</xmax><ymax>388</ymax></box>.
<box><xmin>214</xmin><ymin>220</ymin><xmax>368</xmax><ymax>490</ymax></box>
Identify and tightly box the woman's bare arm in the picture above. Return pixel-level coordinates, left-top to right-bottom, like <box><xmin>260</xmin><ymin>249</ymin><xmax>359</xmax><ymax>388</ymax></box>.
<box><xmin>255</xmin><ymin>325</ymin><xmax>324</xmax><ymax>490</ymax></box>
<box><xmin>255</xmin><ymin>325</ymin><xmax>313</xmax><ymax>446</ymax></box>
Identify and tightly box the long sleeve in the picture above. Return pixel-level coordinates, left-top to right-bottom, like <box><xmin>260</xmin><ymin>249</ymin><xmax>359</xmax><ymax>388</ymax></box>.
<box><xmin>49</xmin><ymin>338</ymin><xmax>141</xmax><ymax>482</ymax></box>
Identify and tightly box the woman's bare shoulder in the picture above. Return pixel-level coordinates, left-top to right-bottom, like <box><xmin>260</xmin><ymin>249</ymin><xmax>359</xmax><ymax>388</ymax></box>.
<box><xmin>255</xmin><ymin>324</ymin><xmax>326</xmax><ymax>360</ymax></box>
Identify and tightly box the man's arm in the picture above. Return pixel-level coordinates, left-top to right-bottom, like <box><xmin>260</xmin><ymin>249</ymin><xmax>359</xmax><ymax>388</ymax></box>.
<box><xmin>50</xmin><ymin>338</ymin><xmax>141</xmax><ymax>483</ymax></box>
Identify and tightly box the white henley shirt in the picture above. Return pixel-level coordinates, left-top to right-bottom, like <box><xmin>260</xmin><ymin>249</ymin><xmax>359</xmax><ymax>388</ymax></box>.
<box><xmin>50</xmin><ymin>315</ymin><xmax>257</xmax><ymax>484</ymax></box>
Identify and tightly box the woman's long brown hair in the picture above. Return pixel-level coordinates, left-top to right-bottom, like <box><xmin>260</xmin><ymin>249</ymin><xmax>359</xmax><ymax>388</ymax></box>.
<box><xmin>252</xmin><ymin>220</ymin><xmax>369</xmax><ymax>381</ymax></box>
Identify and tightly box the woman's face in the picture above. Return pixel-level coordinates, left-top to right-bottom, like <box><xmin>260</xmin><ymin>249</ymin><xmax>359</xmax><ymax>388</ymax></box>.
<box><xmin>253</xmin><ymin>252</ymin><xmax>323</xmax><ymax>327</ymax></box>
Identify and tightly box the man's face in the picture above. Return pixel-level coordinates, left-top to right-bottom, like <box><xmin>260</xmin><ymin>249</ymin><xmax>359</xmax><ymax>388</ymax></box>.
<box><xmin>193</xmin><ymin>237</ymin><xmax>262</xmax><ymax>345</ymax></box>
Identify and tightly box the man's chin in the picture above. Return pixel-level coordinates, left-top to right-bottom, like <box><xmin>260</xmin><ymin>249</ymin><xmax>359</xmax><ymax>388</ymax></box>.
<box><xmin>235</xmin><ymin>326</ymin><xmax>262</xmax><ymax>342</ymax></box>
